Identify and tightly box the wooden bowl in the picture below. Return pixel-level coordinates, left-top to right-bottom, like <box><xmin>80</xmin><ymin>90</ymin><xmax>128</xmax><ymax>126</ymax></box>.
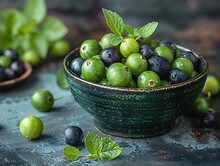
<box><xmin>0</xmin><ymin>61</ymin><xmax>32</xmax><ymax>91</ymax></box>
<box><xmin>63</xmin><ymin>46</ymin><xmax>208</xmax><ymax>138</ymax></box>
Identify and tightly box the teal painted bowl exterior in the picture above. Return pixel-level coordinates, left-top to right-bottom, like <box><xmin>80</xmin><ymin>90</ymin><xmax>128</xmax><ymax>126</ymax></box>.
<box><xmin>63</xmin><ymin>46</ymin><xmax>208</xmax><ymax>138</ymax></box>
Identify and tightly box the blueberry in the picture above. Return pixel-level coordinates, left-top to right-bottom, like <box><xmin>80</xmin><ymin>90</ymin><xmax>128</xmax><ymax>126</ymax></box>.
<box><xmin>148</xmin><ymin>56</ymin><xmax>170</xmax><ymax>79</ymax></box>
<box><xmin>139</xmin><ymin>45</ymin><xmax>154</xmax><ymax>60</ymax></box>
<box><xmin>168</xmin><ymin>69</ymin><xmax>187</xmax><ymax>84</ymax></box>
<box><xmin>64</xmin><ymin>126</ymin><xmax>83</xmax><ymax>146</ymax></box>
<box><xmin>11</xmin><ymin>61</ymin><xmax>25</xmax><ymax>76</ymax></box>
<box><xmin>100</xmin><ymin>48</ymin><xmax>122</xmax><ymax>67</ymax></box>
<box><xmin>159</xmin><ymin>40</ymin><xmax>176</xmax><ymax>56</ymax></box>
<box><xmin>201</xmin><ymin>112</ymin><xmax>215</xmax><ymax>128</ymax></box>
<box><xmin>0</xmin><ymin>68</ymin><xmax>7</xmax><ymax>82</ymax></box>
<box><xmin>178</xmin><ymin>51</ymin><xmax>198</xmax><ymax>68</ymax></box>
<box><xmin>5</xmin><ymin>68</ymin><xmax>16</xmax><ymax>80</ymax></box>
<box><xmin>70</xmin><ymin>57</ymin><xmax>84</xmax><ymax>76</ymax></box>
<box><xmin>4</xmin><ymin>49</ymin><xmax>19</xmax><ymax>61</ymax></box>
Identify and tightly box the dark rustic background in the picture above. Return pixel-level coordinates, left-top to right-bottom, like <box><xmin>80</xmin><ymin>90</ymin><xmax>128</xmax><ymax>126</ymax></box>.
<box><xmin>0</xmin><ymin>0</ymin><xmax>220</xmax><ymax>73</ymax></box>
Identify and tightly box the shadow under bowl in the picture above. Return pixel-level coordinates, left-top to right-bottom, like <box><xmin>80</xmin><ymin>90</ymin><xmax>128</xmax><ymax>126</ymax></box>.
<box><xmin>63</xmin><ymin>45</ymin><xmax>208</xmax><ymax>138</ymax></box>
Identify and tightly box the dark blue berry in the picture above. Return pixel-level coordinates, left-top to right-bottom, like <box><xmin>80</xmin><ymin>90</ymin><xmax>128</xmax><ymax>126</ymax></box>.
<box><xmin>168</xmin><ymin>69</ymin><xmax>187</xmax><ymax>84</ymax></box>
<box><xmin>148</xmin><ymin>56</ymin><xmax>170</xmax><ymax>79</ymax></box>
<box><xmin>178</xmin><ymin>51</ymin><xmax>198</xmax><ymax>68</ymax></box>
<box><xmin>11</xmin><ymin>61</ymin><xmax>25</xmax><ymax>76</ymax></box>
<box><xmin>5</xmin><ymin>68</ymin><xmax>16</xmax><ymax>80</ymax></box>
<box><xmin>159</xmin><ymin>40</ymin><xmax>176</xmax><ymax>56</ymax></box>
<box><xmin>64</xmin><ymin>126</ymin><xmax>83</xmax><ymax>146</ymax></box>
<box><xmin>4</xmin><ymin>49</ymin><xmax>19</xmax><ymax>61</ymax></box>
<box><xmin>100</xmin><ymin>48</ymin><xmax>122</xmax><ymax>67</ymax></box>
<box><xmin>70</xmin><ymin>57</ymin><xmax>84</xmax><ymax>76</ymax></box>
<box><xmin>139</xmin><ymin>45</ymin><xmax>154</xmax><ymax>60</ymax></box>
<box><xmin>201</xmin><ymin>112</ymin><xmax>215</xmax><ymax>128</ymax></box>
<box><xmin>0</xmin><ymin>68</ymin><xmax>7</xmax><ymax>82</ymax></box>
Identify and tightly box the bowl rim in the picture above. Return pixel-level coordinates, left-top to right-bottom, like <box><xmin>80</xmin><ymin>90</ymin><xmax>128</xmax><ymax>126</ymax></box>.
<box><xmin>0</xmin><ymin>61</ymin><xmax>32</xmax><ymax>88</ymax></box>
<box><xmin>63</xmin><ymin>45</ymin><xmax>208</xmax><ymax>93</ymax></box>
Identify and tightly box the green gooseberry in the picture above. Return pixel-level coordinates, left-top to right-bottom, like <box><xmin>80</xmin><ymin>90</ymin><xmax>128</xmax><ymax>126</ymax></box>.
<box><xmin>171</xmin><ymin>58</ymin><xmax>194</xmax><ymax>78</ymax></box>
<box><xmin>202</xmin><ymin>75</ymin><xmax>219</xmax><ymax>96</ymax></box>
<box><xmin>0</xmin><ymin>56</ymin><xmax>12</xmax><ymax>69</ymax></box>
<box><xmin>81</xmin><ymin>58</ymin><xmax>105</xmax><ymax>83</ymax></box>
<box><xmin>125</xmin><ymin>53</ymin><xmax>148</xmax><ymax>76</ymax></box>
<box><xmin>106</xmin><ymin>63</ymin><xmax>132</xmax><ymax>87</ymax></box>
<box><xmin>80</xmin><ymin>39</ymin><xmax>102</xmax><ymax>59</ymax></box>
<box><xmin>119</xmin><ymin>38</ymin><xmax>139</xmax><ymax>58</ymax></box>
<box><xmin>138</xmin><ymin>71</ymin><xmax>161</xmax><ymax>88</ymax></box>
<box><xmin>154</xmin><ymin>45</ymin><xmax>174</xmax><ymax>64</ymax></box>
<box><xmin>100</xmin><ymin>33</ymin><xmax>117</xmax><ymax>49</ymax></box>
<box><xmin>20</xmin><ymin>115</ymin><xmax>44</xmax><ymax>139</ymax></box>
<box><xmin>192</xmin><ymin>96</ymin><xmax>210</xmax><ymax>117</ymax></box>
<box><xmin>31</xmin><ymin>89</ymin><xmax>54</xmax><ymax>112</ymax></box>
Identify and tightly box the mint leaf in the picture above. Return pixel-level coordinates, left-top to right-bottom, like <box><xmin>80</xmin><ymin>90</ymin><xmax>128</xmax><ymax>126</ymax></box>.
<box><xmin>124</xmin><ymin>24</ymin><xmax>134</xmax><ymax>36</ymax></box>
<box><xmin>85</xmin><ymin>132</ymin><xmax>103</xmax><ymax>155</ymax></box>
<box><xmin>98</xmin><ymin>138</ymin><xmax>122</xmax><ymax>161</ymax></box>
<box><xmin>102</xmin><ymin>8</ymin><xmax>124</xmax><ymax>39</ymax></box>
<box><xmin>64</xmin><ymin>146</ymin><xmax>81</xmax><ymax>161</ymax></box>
<box><xmin>41</xmin><ymin>17</ymin><xmax>68</xmax><ymax>42</ymax></box>
<box><xmin>22</xmin><ymin>0</ymin><xmax>46</xmax><ymax>23</ymax></box>
<box><xmin>4</xmin><ymin>10</ymin><xmax>25</xmax><ymax>37</ymax></box>
<box><xmin>134</xmin><ymin>27</ymin><xmax>141</xmax><ymax>37</ymax></box>
<box><xmin>31</xmin><ymin>32</ymin><xmax>48</xmax><ymax>58</ymax></box>
<box><xmin>19</xmin><ymin>20</ymin><xmax>36</xmax><ymax>34</ymax></box>
<box><xmin>110</xmin><ymin>36</ymin><xmax>123</xmax><ymax>46</ymax></box>
<box><xmin>138</xmin><ymin>21</ymin><xmax>158</xmax><ymax>38</ymax></box>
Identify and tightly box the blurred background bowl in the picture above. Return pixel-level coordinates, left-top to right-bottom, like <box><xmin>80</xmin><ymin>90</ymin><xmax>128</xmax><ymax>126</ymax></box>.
<box><xmin>63</xmin><ymin>46</ymin><xmax>208</xmax><ymax>138</ymax></box>
<box><xmin>0</xmin><ymin>62</ymin><xmax>32</xmax><ymax>91</ymax></box>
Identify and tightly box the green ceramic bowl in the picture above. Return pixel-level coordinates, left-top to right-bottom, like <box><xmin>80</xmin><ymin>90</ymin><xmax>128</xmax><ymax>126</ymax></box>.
<box><xmin>63</xmin><ymin>45</ymin><xmax>208</xmax><ymax>138</ymax></box>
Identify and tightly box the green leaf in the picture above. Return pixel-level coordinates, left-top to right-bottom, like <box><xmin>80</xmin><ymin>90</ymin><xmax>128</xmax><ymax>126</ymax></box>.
<box><xmin>19</xmin><ymin>20</ymin><xmax>36</xmax><ymax>34</ymax></box>
<box><xmin>22</xmin><ymin>0</ymin><xmax>46</xmax><ymax>23</ymax></box>
<box><xmin>85</xmin><ymin>132</ymin><xmax>103</xmax><ymax>155</ymax></box>
<box><xmin>41</xmin><ymin>17</ymin><xmax>68</xmax><ymax>42</ymax></box>
<box><xmin>138</xmin><ymin>22</ymin><xmax>158</xmax><ymax>38</ymax></box>
<box><xmin>98</xmin><ymin>138</ymin><xmax>122</xmax><ymax>161</ymax></box>
<box><xmin>110</xmin><ymin>36</ymin><xmax>123</xmax><ymax>46</ymax></box>
<box><xmin>31</xmin><ymin>32</ymin><xmax>48</xmax><ymax>58</ymax></box>
<box><xmin>102</xmin><ymin>8</ymin><xmax>124</xmax><ymax>38</ymax></box>
<box><xmin>124</xmin><ymin>24</ymin><xmax>134</xmax><ymax>36</ymax></box>
<box><xmin>56</xmin><ymin>68</ymin><xmax>69</xmax><ymax>89</ymax></box>
<box><xmin>4</xmin><ymin>10</ymin><xmax>25</xmax><ymax>37</ymax></box>
<box><xmin>64</xmin><ymin>146</ymin><xmax>81</xmax><ymax>161</ymax></box>
<box><xmin>134</xmin><ymin>27</ymin><xmax>141</xmax><ymax>37</ymax></box>
<box><xmin>0</xmin><ymin>33</ymin><xmax>13</xmax><ymax>49</ymax></box>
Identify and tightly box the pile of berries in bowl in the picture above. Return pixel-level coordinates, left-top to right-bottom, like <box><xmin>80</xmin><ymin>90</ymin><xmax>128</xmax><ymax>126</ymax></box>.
<box><xmin>63</xmin><ymin>9</ymin><xmax>208</xmax><ymax>138</ymax></box>
<box><xmin>0</xmin><ymin>48</ymin><xmax>32</xmax><ymax>90</ymax></box>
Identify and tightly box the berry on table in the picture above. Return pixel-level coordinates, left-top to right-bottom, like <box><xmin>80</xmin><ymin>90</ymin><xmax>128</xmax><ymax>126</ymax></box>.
<box><xmin>64</xmin><ymin>126</ymin><xmax>83</xmax><ymax>146</ymax></box>
<box><xmin>20</xmin><ymin>115</ymin><xmax>44</xmax><ymax>140</ymax></box>
<box><xmin>31</xmin><ymin>89</ymin><xmax>54</xmax><ymax>112</ymax></box>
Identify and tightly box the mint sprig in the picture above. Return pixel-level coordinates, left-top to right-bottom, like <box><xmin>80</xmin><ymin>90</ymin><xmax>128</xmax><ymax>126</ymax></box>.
<box><xmin>102</xmin><ymin>8</ymin><xmax>158</xmax><ymax>46</ymax></box>
<box><xmin>63</xmin><ymin>132</ymin><xmax>122</xmax><ymax>161</ymax></box>
<box><xmin>0</xmin><ymin>0</ymin><xmax>68</xmax><ymax>60</ymax></box>
<box><xmin>102</xmin><ymin>8</ymin><xmax>125</xmax><ymax>39</ymax></box>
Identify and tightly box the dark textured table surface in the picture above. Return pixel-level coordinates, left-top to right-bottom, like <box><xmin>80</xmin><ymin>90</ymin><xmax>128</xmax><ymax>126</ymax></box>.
<box><xmin>1</xmin><ymin>2</ymin><xmax>220</xmax><ymax>165</ymax></box>
<box><xmin>0</xmin><ymin>60</ymin><xmax>220</xmax><ymax>166</ymax></box>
